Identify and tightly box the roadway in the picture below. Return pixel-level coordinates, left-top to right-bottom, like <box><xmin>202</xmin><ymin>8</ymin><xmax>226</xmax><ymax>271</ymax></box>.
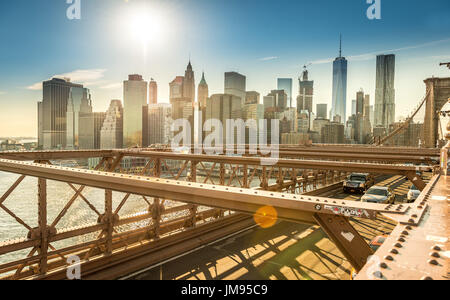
<box><xmin>123</xmin><ymin>174</ymin><xmax>423</xmax><ymax>280</ymax></box>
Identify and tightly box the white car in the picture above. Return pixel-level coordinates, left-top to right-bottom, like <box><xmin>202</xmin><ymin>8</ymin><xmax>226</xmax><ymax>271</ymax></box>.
<box><xmin>407</xmin><ymin>185</ymin><xmax>421</xmax><ymax>203</ymax></box>
<box><xmin>361</xmin><ymin>186</ymin><xmax>396</xmax><ymax>204</ymax></box>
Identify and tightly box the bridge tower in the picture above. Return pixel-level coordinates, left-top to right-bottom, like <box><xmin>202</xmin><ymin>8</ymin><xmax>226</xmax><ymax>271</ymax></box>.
<box><xmin>423</xmin><ymin>77</ymin><xmax>450</xmax><ymax>148</ymax></box>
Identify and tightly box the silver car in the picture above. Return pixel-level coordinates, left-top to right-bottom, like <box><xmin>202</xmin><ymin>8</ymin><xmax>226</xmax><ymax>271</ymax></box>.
<box><xmin>361</xmin><ymin>186</ymin><xmax>396</xmax><ymax>204</ymax></box>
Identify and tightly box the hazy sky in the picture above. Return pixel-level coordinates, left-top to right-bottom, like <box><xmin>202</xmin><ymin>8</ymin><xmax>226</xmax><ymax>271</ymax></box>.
<box><xmin>0</xmin><ymin>0</ymin><xmax>450</xmax><ymax>137</ymax></box>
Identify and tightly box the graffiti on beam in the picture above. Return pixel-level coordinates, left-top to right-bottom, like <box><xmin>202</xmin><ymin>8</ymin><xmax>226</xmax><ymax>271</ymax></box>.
<box><xmin>324</xmin><ymin>205</ymin><xmax>370</xmax><ymax>218</ymax></box>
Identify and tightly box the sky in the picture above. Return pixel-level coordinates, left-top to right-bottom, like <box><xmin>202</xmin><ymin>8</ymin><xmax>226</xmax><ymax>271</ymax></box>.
<box><xmin>0</xmin><ymin>0</ymin><xmax>449</xmax><ymax>137</ymax></box>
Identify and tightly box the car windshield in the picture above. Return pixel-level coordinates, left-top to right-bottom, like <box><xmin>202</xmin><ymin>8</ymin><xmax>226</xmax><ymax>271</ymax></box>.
<box><xmin>410</xmin><ymin>185</ymin><xmax>419</xmax><ymax>191</ymax></box>
<box><xmin>349</xmin><ymin>175</ymin><xmax>366</xmax><ymax>182</ymax></box>
<box><xmin>366</xmin><ymin>188</ymin><xmax>387</xmax><ymax>196</ymax></box>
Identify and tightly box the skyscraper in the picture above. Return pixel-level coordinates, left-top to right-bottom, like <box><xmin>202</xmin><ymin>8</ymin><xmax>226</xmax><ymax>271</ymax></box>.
<box><xmin>205</xmin><ymin>94</ymin><xmax>242</xmax><ymax>145</ymax></box>
<box><xmin>316</xmin><ymin>104</ymin><xmax>328</xmax><ymax>119</ymax></box>
<box><xmin>277</xmin><ymin>78</ymin><xmax>293</xmax><ymax>108</ymax></box>
<box><xmin>297</xmin><ymin>69</ymin><xmax>313</xmax><ymax>115</ymax></box>
<box><xmin>267</xmin><ymin>90</ymin><xmax>288</xmax><ymax>111</ymax></box>
<box><xmin>225</xmin><ymin>72</ymin><xmax>246</xmax><ymax>105</ymax></box>
<box><xmin>351</xmin><ymin>100</ymin><xmax>357</xmax><ymax>116</ymax></box>
<box><xmin>169</xmin><ymin>76</ymin><xmax>184</xmax><ymax>102</ymax></box>
<box><xmin>40</xmin><ymin>78</ymin><xmax>84</xmax><ymax>149</ymax></box>
<box><xmin>149</xmin><ymin>78</ymin><xmax>157</xmax><ymax>105</ymax></box>
<box><xmin>197</xmin><ymin>72</ymin><xmax>209</xmax><ymax>109</ymax></box>
<box><xmin>331</xmin><ymin>36</ymin><xmax>348</xmax><ymax>124</ymax></box>
<box><xmin>66</xmin><ymin>87</ymin><xmax>92</xmax><ymax>149</ymax></box>
<box><xmin>78</xmin><ymin>112</ymin><xmax>106</xmax><ymax>150</ymax></box>
<box><xmin>245</xmin><ymin>91</ymin><xmax>260</xmax><ymax>105</ymax></box>
<box><xmin>100</xmin><ymin>100</ymin><xmax>123</xmax><ymax>149</ymax></box>
<box><xmin>374</xmin><ymin>54</ymin><xmax>395</xmax><ymax>130</ymax></box>
<box><xmin>123</xmin><ymin>74</ymin><xmax>148</xmax><ymax>147</ymax></box>
<box><xmin>142</xmin><ymin>103</ymin><xmax>172</xmax><ymax>147</ymax></box>
<box><xmin>355</xmin><ymin>90</ymin><xmax>365</xmax><ymax>143</ymax></box>
<box><xmin>183</xmin><ymin>61</ymin><xmax>195</xmax><ymax>103</ymax></box>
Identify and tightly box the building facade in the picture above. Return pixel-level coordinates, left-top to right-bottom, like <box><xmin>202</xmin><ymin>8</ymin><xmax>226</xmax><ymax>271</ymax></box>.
<box><xmin>277</xmin><ymin>78</ymin><xmax>293</xmax><ymax>108</ymax></box>
<box><xmin>197</xmin><ymin>72</ymin><xmax>209</xmax><ymax>109</ymax></box>
<box><xmin>100</xmin><ymin>100</ymin><xmax>123</xmax><ymax>149</ymax></box>
<box><xmin>123</xmin><ymin>74</ymin><xmax>148</xmax><ymax>147</ymax></box>
<box><xmin>316</xmin><ymin>104</ymin><xmax>327</xmax><ymax>119</ymax></box>
<box><xmin>142</xmin><ymin>103</ymin><xmax>173</xmax><ymax>147</ymax></box>
<box><xmin>78</xmin><ymin>112</ymin><xmax>106</xmax><ymax>150</ymax></box>
<box><xmin>225</xmin><ymin>72</ymin><xmax>246</xmax><ymax>105</ymax></box>
<box><xmin>297</xmin><ymin>69</ymin><xmax>313</xmax><ymax>115</ymax></box>
<box><xmin>39</xmin><ymin>78</ymin><xmax>84</xmax><ymax>149</ymax></box>
<box><xmin>149</xmin><ymin>79</ymin><xmax>157</xmax><ymax>105</ymax></box>
<box><xmin>245</xmin><ymin>91</ymin><xmax>260</xmax><ymax>105</ymax></box>
<box><xmin>331</xmin><ymin>37</ymin><xmax>347</xmax><ymax>124</ymax></box>
<box><xmin>66</xmin><ymin>87</ymin><xmax>92</xmax><ymax>149</ymax></box>
<box><xmin>374</xmin><ymin>54</ymin><xmax>396</xmax><ymax>130</ymax></box>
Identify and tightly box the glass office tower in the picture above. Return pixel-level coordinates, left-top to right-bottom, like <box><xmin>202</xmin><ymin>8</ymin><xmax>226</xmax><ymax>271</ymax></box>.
<box><xmin>277</xmin><ymin>78</ymin><xmax>293</xmax><ymax>108</ymax></box>
<box><xmin>331</xmin><ymin>37</ymin><xmax>348</xmax><ymax>124</ymax></box>
<box><xmin>123</xmin><ymin>74</ymin><xmax>148</xmax><ymax>147</ymax></box>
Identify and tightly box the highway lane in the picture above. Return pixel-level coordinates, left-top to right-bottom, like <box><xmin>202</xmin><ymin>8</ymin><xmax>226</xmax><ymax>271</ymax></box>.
<box><xmin>125</xmin><ymin>174</ymin><xmax>428</xmax><ymax>280</ymax></box>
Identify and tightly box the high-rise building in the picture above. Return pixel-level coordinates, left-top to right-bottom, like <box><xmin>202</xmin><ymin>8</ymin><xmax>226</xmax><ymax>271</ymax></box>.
<box><xmin>297</xmin><ymin>69</ymin><xmax>313</xmax><ymax>114</ymax></box>
<box><xmin>282</xmin><ymin>108</ymin><xmax>298</xmax><ymax>133</ymax></box>
<box><xmin>142</xmin><ymin>103</ymin><xmax>172</xmax><ymax>147</ymax></box>
<box><xmin>263</xmin><ymin>95</ymin><xmax>276</xmax><ymax>111</ymax></box>
<box><xmin>183</xmin><ymin>61</ymin><xmax>195</xmax><ymax>103</ymax></box>
<box><xmin>197</xmin><ymin>72</ymin><xmax>209</xmax><ymax>109</ymax></box>
<box><xmin>267</xmin><ymin>90</ymin><xmax>288</xmax><ymax>111</ymax></box>
<box><xmin>297</xmin><ymin>110</ymin><xmax>310</xmax><ymax>133</ymax></box>
<box><xmin>39</xmin><ymin>78</ymin><xmax>84</xmax><ymax>149</ymax></box>
<box><xmin>277</xmin><ymin>78</ymin><xmax>293</xmax><ymax>108</ymax></box>
<box><xmin>331</xmin><ymin>36</ymin><xmax>348</xmax><ymax>124</ymax></box>
<box><xmin>312</xmin><ymin>118</ymin><xmax>330</xmax><ymax>135</ymax></box>
<box><xmin>369</xmin><ymin>105</ymin><xmax>374</xmax><ymax>127</ymax></box>
<box><xmin>225</xmin><ymin>72</ymin><xmax>246</xmax><ymax>105</ymax></box>
<box><xmin>123</xmin><ymin>74</ymin><xmax>148</xmax><ymax>147</ymax></box>
<box><xmin>354</xmin><ymin>90</ymin><xmax>365</xmax><ymax>143</ymax></box>
<box><xmin>66</xmin><ymin>87</ymin><xmax>92</xmax><ymax>149</ymax></box>
<box><xmin>243</xmin><ymin>103</ymin><xmax>264</xmax><ymax>144</ymax></box>
<box><xmin>374</xmin><ymin>54</ymin><xmax>395</xmax><ymax>130</ymax></box>
<box><xmin>78</xmin><ymin>112</ymin><xmax>106</xmax><ymax>149</ymax></box>
<box><xmin>169</xmin><ymin>76</ymin><xmax>184</xmax><ymax>101</ymax></box>
<box><xmin>149</xmin><ymin>78</ymin><xmax>157</xmax><ymax>105</ymax></box>
<box><xmin>245</xmin><ymin>91</ymin><xmax>260</xmax><ymax>105</ymax></box>
<box><xmin>100</xmin><ymin>100</ymin><xmax>123</xmax><ymax>149</ymax></box>
<box><xmin>321</xmin><ymin>122</ymin><xmax>345</xmax><ymax>144</ymax></box>
<box><xmin>37</xmin><ymin>101</ymin><xmax>43</xmax><ymax>149</ymax></box>
<box><xmin>351</xmin><ymin>100</ymin><xmax>357</xmax><ymax>116</ymax></box>
<box><xmin>205</xmin><ymin>94</ymin><xmax>242</xmax><ymax>145</ymax></box>
<box><xmin>316</xmin><ymin>104</ymin><xmax>327</xmax><ymax>119</ymax></box>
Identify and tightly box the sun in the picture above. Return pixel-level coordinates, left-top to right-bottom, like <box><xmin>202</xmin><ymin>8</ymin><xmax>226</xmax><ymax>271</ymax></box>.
<box><xmin>120</xmin><ymin>3</ymin><xmax>166</xmax><ymax>50</ymax></box>
<box><xmin>129</xmin><ymin>11</ymin><xmax>163</xmax><ymax>46</ymax></box>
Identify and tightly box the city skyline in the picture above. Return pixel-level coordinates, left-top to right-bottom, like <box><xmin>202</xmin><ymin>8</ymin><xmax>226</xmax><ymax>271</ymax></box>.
<box><xmin>1</xmin><ymin>0</ymin><xmax>450</xmax><ymax>136</ymax></box>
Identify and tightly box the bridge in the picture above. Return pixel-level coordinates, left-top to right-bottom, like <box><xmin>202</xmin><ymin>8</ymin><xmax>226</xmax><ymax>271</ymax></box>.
<box><xmin>0</xmin><ymin>137</ymin><xmax>448</xmax><ymax>280</ymax></box>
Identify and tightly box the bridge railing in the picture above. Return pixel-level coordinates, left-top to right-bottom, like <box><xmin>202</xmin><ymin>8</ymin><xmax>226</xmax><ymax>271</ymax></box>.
<box><xmin>0</xmin><ymin>157</ymin><xmax>236</xmax><ymax>280</ymax></box>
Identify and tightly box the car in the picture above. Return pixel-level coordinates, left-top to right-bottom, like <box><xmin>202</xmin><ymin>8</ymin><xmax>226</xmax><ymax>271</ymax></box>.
<box><xmin>369</xmin><ymin>235</ymin><xmax>388</xmax><ymax>251</ymax></box>
<box><xmin>407</xmin><ymin>184</ymin><xmax>421</xmax><ymax>203</ymax></box>
<box><xmin>343</xmin><ymin>173</ymin><xmax>375</xmax><ymax>194</ymax></box>
<box><xmin>361</xmin><ymin>186</ymin><xmax>396</xmax><ymax>204</ymax></box>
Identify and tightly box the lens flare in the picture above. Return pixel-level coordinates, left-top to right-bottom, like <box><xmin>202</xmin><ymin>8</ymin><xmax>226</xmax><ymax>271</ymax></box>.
<box><xmin>253</xmin><ymin>206</ymin><xmax>278</xmax><ymax>228</ymax></box>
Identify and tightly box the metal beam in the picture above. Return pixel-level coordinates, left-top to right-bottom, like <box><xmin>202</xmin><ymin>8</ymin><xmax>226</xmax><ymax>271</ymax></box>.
<box><xmin>0</xmin><ymin>159</ymin><xmax>409</xmax><ymax>225</ymax></box>
<box><xmin>118</xmin><ymin>151</ymin><xmax>433</xmax><ymax>175</ymax></box>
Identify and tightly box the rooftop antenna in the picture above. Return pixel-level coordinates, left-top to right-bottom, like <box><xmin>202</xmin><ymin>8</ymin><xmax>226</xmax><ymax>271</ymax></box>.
<box><xmin>339</xmin><ymin>34</ymin><xmax>342</xmax><ymax>57</ymax></box>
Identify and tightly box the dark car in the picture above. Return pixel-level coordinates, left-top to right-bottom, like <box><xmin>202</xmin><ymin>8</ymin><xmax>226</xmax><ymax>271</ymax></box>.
<box><xmin>343</xmin><ymin>173</ymin><xmax>375</xmax><ymax>194</ymax></box>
